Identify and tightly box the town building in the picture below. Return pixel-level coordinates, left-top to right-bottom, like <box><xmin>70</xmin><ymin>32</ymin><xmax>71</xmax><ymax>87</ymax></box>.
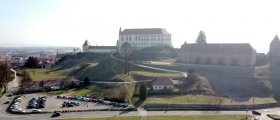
<box><xmin>23</xmin><ymin>77</ymin><xmax>80</xmax><ymax>93</ymax></box>
<box><xmin>152</xmin><ymin>77</ymin><xmax>174</xmax><ymax>91</ymax></box>
<box><xmin>117</xmin><ymin>28</ymin><xmax>172</xmax><ymax>50</ymax></box>
<box><xmin>82</xmin><ymin>40</ymin><xmax>117</xmax><ymax>53</ymax></box>
<box><xmin>177</xmin><ymin>43</ymin><xmax>256</xmax><ymax>67</ymax></box>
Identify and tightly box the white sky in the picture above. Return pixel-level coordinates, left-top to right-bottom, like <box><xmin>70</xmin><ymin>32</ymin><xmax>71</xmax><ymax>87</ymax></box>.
<box><xmin>0</xmin><ymin>0</ymin><xmax>279</xmax><ymax>53</ymax></box>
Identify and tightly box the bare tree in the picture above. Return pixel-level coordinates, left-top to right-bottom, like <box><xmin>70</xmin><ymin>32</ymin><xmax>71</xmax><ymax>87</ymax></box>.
<box><xmin>120</xmin><ymin>42</ymin><xmax>133</xmax><ymax>75</ymax></box>
<box><xmin>19</xmin><ymin>70</ymin><xmax>32</xmax><ymax>94</ymax></box>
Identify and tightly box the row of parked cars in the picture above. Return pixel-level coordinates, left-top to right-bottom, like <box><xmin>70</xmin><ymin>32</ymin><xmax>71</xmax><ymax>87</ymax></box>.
<box><xmin>62</xmin><ymin>101</ymin><xmax>82</xmax><ymax>107</ymax></box>
<box><xmin>57</xmin><ymin>95</ymin><xmax>135</xmax><ymax>110</ymax></box>
<box><xmin>10</xmin><ymin>97</ymin><xmax>25</xmax><ymax>113</ymax></box>
<box><xmin>27</xmin><ymin>96</ymin><xmax>47</xmax><ymax>109</ymax></box>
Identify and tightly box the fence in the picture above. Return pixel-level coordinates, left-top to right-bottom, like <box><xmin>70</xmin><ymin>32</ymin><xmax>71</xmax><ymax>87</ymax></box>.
<box><xmin>145</xmin><ymin>103</ymin><xmax>279</xmax><ymax>111</ymax></box>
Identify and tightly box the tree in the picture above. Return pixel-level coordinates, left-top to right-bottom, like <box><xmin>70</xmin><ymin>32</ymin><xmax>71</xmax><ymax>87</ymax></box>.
<box><xmin>22</xmin><ymin>70</ymin><xmax>32</xmax><ymax>82</ymax></box>
<box><xmin>139</xmin><ymin>83</ymin><xmax>147</xmax><ymax>100</ymax></box>
<box><xmin>196</xmin><ymin>31</ymin><xmax>207</xmax><ymax>44</ymax></box>
<box><xmin>24</xmin><ymin>57</ymin><xmax>39</xmax><ymax>68</ymax></box>
<box><xmin>19</xmin><ymin>70</ymin><xmax>32</xmax><ymax>94</ymax></box>
<box><xmin>0</xmin><ymin>61</ymin><xmax>12</xmax><ymax>87</ymax></box>
<box><xmin>84</xmin><ymin>77</ymin><xmax>90</xmax><ymax>86</ymax></box>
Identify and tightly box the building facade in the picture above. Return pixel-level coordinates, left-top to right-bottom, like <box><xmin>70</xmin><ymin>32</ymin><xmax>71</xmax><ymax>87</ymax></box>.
<box><xmin>82</xmin><ymin>40</ymin><xmax>117</xmax><ymax>53</ymax></box>
<box><xmin>177</xmin><ymin>43</ymin><xmax>256</xmax><ymax>67</ymax></box>
<box><xmin>117</xmin><ymin>28</ymin><xmax>172</xmax><ymax>50</ymax></box>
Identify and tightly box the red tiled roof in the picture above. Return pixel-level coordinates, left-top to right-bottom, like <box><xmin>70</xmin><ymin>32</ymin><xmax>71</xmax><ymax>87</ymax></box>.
<box><xmin>152</xmin><ymin>77</ymin><xmax>173</xmax><ymax>86</ymax></box>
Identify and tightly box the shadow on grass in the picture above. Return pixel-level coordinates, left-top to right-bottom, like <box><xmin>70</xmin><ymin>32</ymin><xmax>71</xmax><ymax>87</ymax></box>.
<box><xmin>133</xmin><ymin>99</ymin><xmax>145</xmax><ymax>107</ymax></box>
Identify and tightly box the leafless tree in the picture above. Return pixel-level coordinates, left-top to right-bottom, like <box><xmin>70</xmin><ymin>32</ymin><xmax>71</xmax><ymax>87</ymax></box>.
<box><xmin>120</xmin><ymin>42</ymin><xmax>133</xmax><ymax>75</ymax></box>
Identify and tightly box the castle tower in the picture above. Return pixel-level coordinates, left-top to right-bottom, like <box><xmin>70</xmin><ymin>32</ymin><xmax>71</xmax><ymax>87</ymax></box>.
<box><xmin>82</xmin><ymin>40</ymin><xmax>90</xmax><ymax>52</ymax></box>
<box><xmin>269</xmin><ymin>35</ymin><xmax>280</xmax><ymax>57</ymax></box>
<box><xmin>119</xmin><ymin>27</ymin><xmax>122</xmax><ymax>34</ymax></box>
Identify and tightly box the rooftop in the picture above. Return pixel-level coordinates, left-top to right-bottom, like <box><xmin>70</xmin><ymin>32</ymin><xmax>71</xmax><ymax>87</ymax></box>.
<box><xmin>119</xmin><ymin>28</ymin><xmax>170</xmax><ymax>35</ymax></box>
<box><xmin>180</xmin><ymin>43</ymin><xmax>255</xmax><ymax>55</ymax></box>
<box><xmin>153</xmin><ymin>77</ymin><xmax>174</xmax><ymax>86</ymax></box>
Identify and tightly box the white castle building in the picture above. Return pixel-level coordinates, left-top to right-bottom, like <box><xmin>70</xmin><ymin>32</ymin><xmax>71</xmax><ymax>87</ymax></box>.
<box><xmin>117</xmin><ymin>28</ymin><xmax>172</xmax><ymax>50</ymax></box>
<box><xmin>82</xmin><ymin>40</ymin><xmax>117</xmax><ymax>53</ymax></box>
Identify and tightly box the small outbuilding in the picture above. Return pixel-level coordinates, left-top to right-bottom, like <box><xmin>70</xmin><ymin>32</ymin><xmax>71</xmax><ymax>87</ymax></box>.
<box><xmin>152</xmin><ymin>77</ymin><xmax>174</xmax><ymax>91</ymax></box>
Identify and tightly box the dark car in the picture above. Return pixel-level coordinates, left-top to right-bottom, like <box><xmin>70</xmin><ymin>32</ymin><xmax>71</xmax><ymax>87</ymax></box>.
<box><xmin>252</xmin><ymin>110</ymin><xmax>261</xmax><ymax>116</ymax></box>
<box><xmin>51</xmin><ymin>112</ymin><xmax>61</xmax><ymax>117</ymax></box>
<box><xmin>6</xmin><ymin>93</ymin><xmax>13</xmax><ymax>97</ymax></box>
<box><xmin>3</xmin><ymin>100</ymin><xmax>10</xmax><ymax>104</ymax></box>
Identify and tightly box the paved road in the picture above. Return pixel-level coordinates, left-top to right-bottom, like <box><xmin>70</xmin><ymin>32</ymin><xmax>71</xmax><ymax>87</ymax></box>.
<box><xmin>0</xmin><ymin>110</ymin><xmax>252</xmax><ymax>120</ymax></box>
<box><xmin>0</xmin><ymin>71</ymin><xmax>20</xmax><ymax>119</ymax></box>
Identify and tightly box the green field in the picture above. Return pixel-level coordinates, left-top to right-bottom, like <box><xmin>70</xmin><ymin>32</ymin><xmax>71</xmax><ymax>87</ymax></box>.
<box><xmin>26</xmin><ymin>69</ymin><xmax>70</xmax><ymax>81</ymax></box>
<box><xmin>0</xmin><ymin>87</ymin><xmax>5</xmax><ymax>98</ymax></box>
<box><xmin>130</xmin><ymin>71</ymin><xmax>183</xmax><ymax>78</ymax></box>
<box><xmin>64</xmin><ymin>115</ymin><xmax>248</xmax><ymax>120</ymax></box>
<box><xmin>68</xmin><ymin>88</ymin><xmax>104</xmax><ymax>98</ymax></box>
<box><xmin>144</xmin><ymin>95</ymin><xmax>277</xmax><ymax>105</ymax></box>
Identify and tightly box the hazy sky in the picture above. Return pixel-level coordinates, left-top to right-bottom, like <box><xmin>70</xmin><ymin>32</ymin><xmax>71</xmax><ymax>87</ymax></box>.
<box><xmin>0</xmin><ymin>0</ymin><xmax>279</xmax><ymax>53</ymax></box>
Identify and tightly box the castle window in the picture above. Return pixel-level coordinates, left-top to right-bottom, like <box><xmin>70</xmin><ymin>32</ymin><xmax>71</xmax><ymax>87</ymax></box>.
<box><xmin>231</xmin><ymin>57</ymin><xmax>239</xmax><ymax>66</ymax></box>
<box><xmin>206</xmin><ymin>57</ymin><xmax>212</xmax><ymax>64</ymax></box>
<box><xmin>218</xmin><ymin>57</ymin><xmax>225</xmax><ymax>65</ymax></box>
<box><xmin>195</xmin><ymin>57</ymin><xmax>201</xmax><ymax>64</ymax></box>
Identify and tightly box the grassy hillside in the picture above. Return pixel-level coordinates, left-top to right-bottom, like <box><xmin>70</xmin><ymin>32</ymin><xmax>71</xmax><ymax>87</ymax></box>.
<box><xmin>129</xmin><ymin>46</ymin><xmax>177</xmax><ymax>61</ymax></box>
<box><xmin>141</xmin><ymin>62</ymin><xmax>273</xmax><ymax>100</ymax></box>
<box><xmin>25</xmin><ymin>53</ymin><xmax>109</xmax><ymax>81</ymax></box>
<box><xmin>55</xmin><ymin>52</ymin><xmax>108</xmax><ymax>69</ymax></box>
<box><xmin>26</xmin><ymin>69</ymin><xmax>69</xmax><ymax>81</ymax></box>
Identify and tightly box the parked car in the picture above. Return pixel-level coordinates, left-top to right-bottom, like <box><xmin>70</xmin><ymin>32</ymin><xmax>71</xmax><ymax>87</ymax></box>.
<box><xmin>51</xmin><ymin>112</ymin><xmax>61</xmax><ymax>117</ymax></box>
<box><xmin>252</xmin><ymin>110</ymin><xmax>261</xmax><ymax>116</ymax></box>
<box><xmin>32</xmin><ymin>109</ymin><xmax>41</xmax><ymax>113</ymax></box>
<box><xmin>6</xmin><ymin>93</ymin><xmax>13</xmax><ymax>97</ymax></box>
<box><xmin>3</xmin><ymin>100</ymin><xmax>10</xmax><ymax>104</ymax></box>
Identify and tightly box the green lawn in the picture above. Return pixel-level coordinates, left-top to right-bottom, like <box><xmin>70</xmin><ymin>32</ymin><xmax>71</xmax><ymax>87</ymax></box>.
<box><xmin>144</xmin><ymin>95</ymin><xmax>277</xmax><ymax>105</ymax></box>
<box><xmin>0</xmin><ymin>87</ymin><xmax>5</xmax><ymax>98</ymax></box>
<box><xmin>45</xmin><ymin>90</ymin><xmax>69</xmax><ymax>95</ymax></box>
<box><xmin>130</xmin><ymin>71</ymin><xmax>183</xmax><ymax>78</ymax></box>
<box><xmin>25</xmin><ymin>69</ymin><xmax>69</xmax><ymax>81</ymax></box>
<box><xmin>68</xmin><ymin>88</ymin><xmax>104</xmax><ymax>98</ymax></box>
<box><xmin>64</xmin><ymin>115</ymin><xmax>248</xmax><ymax>120</ymax></box>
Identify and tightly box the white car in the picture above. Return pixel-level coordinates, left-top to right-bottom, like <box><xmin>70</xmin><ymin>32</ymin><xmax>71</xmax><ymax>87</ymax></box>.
<box><xmin>254</xmin><ymin>116</ymin><xmax>261</xmax><ymax>120</ymax></box>
<box><xmin>32</xmin><ymin>109</ymin><xmax>42</xmax><ymax>113</ymax></box>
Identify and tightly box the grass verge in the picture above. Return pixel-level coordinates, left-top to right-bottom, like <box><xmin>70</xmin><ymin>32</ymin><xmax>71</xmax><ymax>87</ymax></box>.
<box><xmin>63</xmin><ymin>115</ymin><xmax>249</xmax><ymax>120</ymax></box>
<box><xmin>144</xmin><ymin>95</ymin><xmax>277</xmax><ymax>105</ymax></box>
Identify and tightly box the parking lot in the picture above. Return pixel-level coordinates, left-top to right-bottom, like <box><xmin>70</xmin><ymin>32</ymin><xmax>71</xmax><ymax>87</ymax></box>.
<box><xmin>16</xmin><ymin>93</ymin><xmax>113</xmax><ymax>113</ymax></box>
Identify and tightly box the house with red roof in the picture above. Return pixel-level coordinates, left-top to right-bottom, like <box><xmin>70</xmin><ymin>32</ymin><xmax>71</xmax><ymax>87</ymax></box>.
<box><xmin>152</xmin><ymin>77</ymin><xmax>174</xmax><ymax>91</ymax></box>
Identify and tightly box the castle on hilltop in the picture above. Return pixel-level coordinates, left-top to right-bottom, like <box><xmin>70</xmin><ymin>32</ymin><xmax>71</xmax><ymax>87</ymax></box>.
<box><xmin>82</xmin><ymin>40</ymin><xmax>117</xmax><ymax>53</ymax></box>
<box><xmin>117</xmin><ymin>28</ymin><xmax>172</xmax><ymax>51</ymax></box>
<box><xmin>82</xmin><ymin>28</ymin><xmax>173</xmax><ymax>53</ymax></box>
